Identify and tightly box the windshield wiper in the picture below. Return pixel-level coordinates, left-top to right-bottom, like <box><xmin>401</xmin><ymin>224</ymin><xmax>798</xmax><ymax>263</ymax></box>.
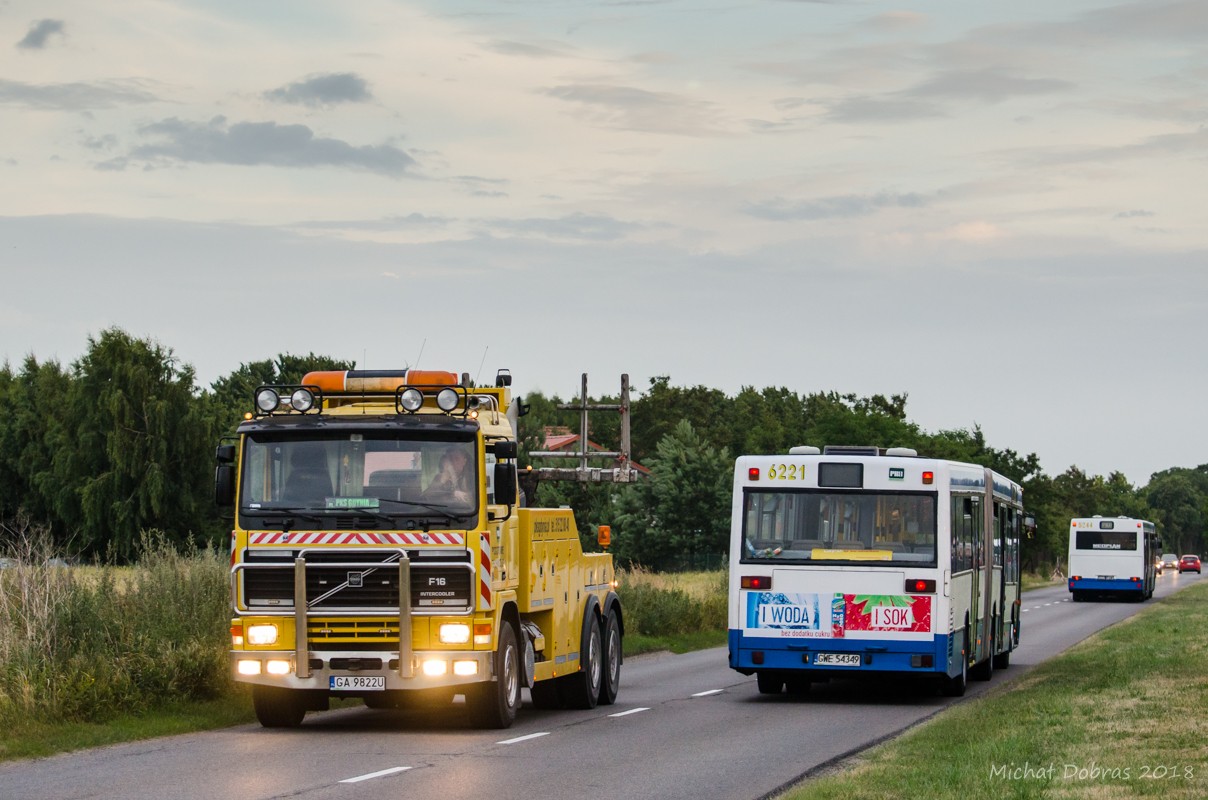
<box><xmin>375</xmin><ymin>498</ymin><xmax>471</xmax><ymax>519</ymax></box>
<box><xmin>242</xmin><ymin>505</ymin><xmax>326</xmax><ymax>523</ymax></box>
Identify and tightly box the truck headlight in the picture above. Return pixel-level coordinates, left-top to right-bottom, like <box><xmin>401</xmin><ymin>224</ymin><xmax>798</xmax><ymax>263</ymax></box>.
<box><xmin>247</xmin><ymin>624</ymin><xmax>278</xmax><ymax>645</ymax></box>
<box><xmin>399</xmin><ymin>388</ymin><xmax>424</xmax><ymax>412</ymax></box>
<box><xmin>290</xmin><ymin>389</ymin><xmax>315</xmax><ymax>412</ymax></box>
<box><xmin>255</xmin><ymin>389</ymin><xmax>279</xmax><ymax>413</ymax></box>
<box><xmin>439</xmin><ymin>623</ymin><xmax>470</xmax><ymax>644</ymax></box>
<box><xmin>237</xmin><ymin>659</ymin><xmax>262</xmax><ymax>675</ymax></box>
<box><xmin>436</xmin><ymin>388</ymin><xmax>459</xmax><ymax>412</ymax></box>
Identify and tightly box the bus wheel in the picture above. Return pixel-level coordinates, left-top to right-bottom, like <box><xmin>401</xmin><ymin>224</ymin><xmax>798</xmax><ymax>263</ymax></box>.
<box><xmin>1072</xmin><ymin>590</ymin><xmax>1084</xmax><ymax>602</ymax></box>
<box><xmin>561</xmin><ymin>613</ymin><xmax>602</xmax><ymax>710</ymax></box>
<box><xmin>785</xmin><ymin>675</ymin><xmax>811</xmax><ymax>695</ymax></box>
<box><xmin>597</xmin><ymin>611</ymin><xmax>621</xmax><ymax>706</ymax></box>
<box><xmin>941</xmin><ymin>650</ymin><xmax>967</xmax><ymax>697</ymax></box>
<box><xmin>471</xmin><ymin>622</ymin><xmax>521</xmax><ymax>728</ymax></box>
<box><xmin>252</xmin><ymin>685</ymin><xmax>306</xmax><ymax>728</ymax></box>
<box><xmin>992</xmin><ymin>649</ymin><xmax>1010</xmax><ymax>670</ymax></box>
<box><xmin>756</xmin><ymin>672</ymin><xmax>784</xmax><ymax>694</ymax></box>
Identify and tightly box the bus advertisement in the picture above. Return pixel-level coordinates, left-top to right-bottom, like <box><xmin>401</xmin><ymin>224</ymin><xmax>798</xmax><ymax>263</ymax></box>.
<box><xmin>1068</xmin><ymin>517</ymin><xmax>1158</xmax><ymax>601</ymax></box>
<box><xmin>727</xmin><ymin>446</ymin><xmax>1026</xmax><ymax>697</ymax></box>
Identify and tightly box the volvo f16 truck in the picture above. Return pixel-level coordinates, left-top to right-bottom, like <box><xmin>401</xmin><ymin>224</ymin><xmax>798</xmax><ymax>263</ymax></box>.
<box><xmin>215</xmin><ymin>368</ymin><xmax>625</xmax><ymax>728</ymax></box>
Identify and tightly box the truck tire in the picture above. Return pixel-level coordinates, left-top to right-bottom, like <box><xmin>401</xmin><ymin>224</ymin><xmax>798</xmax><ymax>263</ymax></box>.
<box><xmin>471</xmin><ymin>622</ymin><xmax>521</xmax><ymax>729</ymax></box>
<box><xmin>252</xmin><ymin>685</ymin><xmax>306</xmax><ymax>728</ymax></box>
<box><xmin>756</xmin><ymin>671</ymin><xmax>783</xmax><ymax>694</ymax></box>
<box><xmin>597</xmin><ymin>610</ymin><xmax>621</xmax><ymax>706</ymax></box>
<box><xmin>561</xmin><ymin>613</ymin><xmax>602</xmax><ymax>710</ymax></box>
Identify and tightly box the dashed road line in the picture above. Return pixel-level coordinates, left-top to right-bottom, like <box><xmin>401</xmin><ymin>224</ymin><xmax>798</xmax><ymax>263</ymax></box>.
<box><xmin>692</xmin><ymin>689</ymin><xmax>724</xmax><ymax>697</ymax></box>
<box><xmin>608</xmin><ymin>707</ymin><xmax>651</xmax><ymax>718</ymax></box>
<box><xmin>340</xmin><ymin>766</ymin><xmax>411</xmax><ymax>784</ymax></box>
<box><xmin>498</xmin><ymin>732</ymin><xmax>551</xmax><ymax>745</ymax></box>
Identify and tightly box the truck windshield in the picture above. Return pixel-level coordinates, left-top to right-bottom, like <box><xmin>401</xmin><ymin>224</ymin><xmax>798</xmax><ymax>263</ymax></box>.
<box><xmin>742</xmin><ymin>490</ymin><xmax>936</xmax><ymax>566</ymax></box>
<box><xmin>240</xmin><ymin>432</ymin><xmax>478</xmax><ymax>521</ymax></box>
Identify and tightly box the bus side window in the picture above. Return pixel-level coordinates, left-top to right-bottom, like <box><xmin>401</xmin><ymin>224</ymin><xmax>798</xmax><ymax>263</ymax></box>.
<box><xmin>970</xmin><ymin>497</ymin><xmax>982</xmax><ymax>569</ymax></box>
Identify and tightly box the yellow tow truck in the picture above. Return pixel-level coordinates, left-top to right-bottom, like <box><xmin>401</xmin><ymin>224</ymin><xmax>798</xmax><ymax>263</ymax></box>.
<box><xmin>214</xmin><ymin>368</ymin><xmax>631</xmax><ymax>728</ymax></box>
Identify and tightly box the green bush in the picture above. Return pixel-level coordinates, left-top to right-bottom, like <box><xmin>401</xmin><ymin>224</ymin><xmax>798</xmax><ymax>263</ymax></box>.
<box><xmin>0</xmin><ymin>527</ymin><xmax>232</xmax><ymax>727</ymax></box>
<box><xmin>617</xmin><ymin>570</ymin><xmax>727</xmax><ymax>636</ymax></box>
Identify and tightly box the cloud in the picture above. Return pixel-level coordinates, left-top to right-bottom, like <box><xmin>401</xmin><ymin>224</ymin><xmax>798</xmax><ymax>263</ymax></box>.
<box><xmin>117</xmin><ymin>116</ymin><xmax>415</xmax><ymax>176</ymax></box>
<box><xmin>743</xmin><ymin>192</ymin><xmax>927</xmax><ymax>221</ymax></box>
<box><xmin>484</xmin><ymin>40</ymin><xmax>575</xmax><ymax>59</ymax></box>
<box><xmin>482</xmin><ymin>212</ymin><xmax>642</xmax><ymax>241</ymax></box>
<box><xmin>1022</xmin><ymin>127</ymin><xmax>1208</xmax><ymax>168</ymax></box>
<box><xmin>0</xmin><ymin>78</ymin><xmax>158</xmax><ymax>110</ymax></box>
<box><xmin>541</xmin><ymin>84</ymin><xmax>723</xmax><ymax>136</ymax></box>
<box><xmin>264</xmin><ymin>73</ymin><xmax>371</xmax><ymax>107</ymax></box>
<box><xmin>16</xmin><ymin>19</ymin><xmax>64</xmax><ymax>50</ymax></box>
<box><xmin>1114</xmin><ymin>209</ymin><xmax>1155</xmax><ymax>219</ymax></box>
<box><xmin>825</xmin><ymin>96</ymin><xmax>945</xmax><ymax>123</ymax></box>
<box><xmin>910</xmin><ymin>68</ymin><xmax>1072</xmax><ymax>103</ymax></box>
<box><xmin>859</xmin><ymin>11</ymin><xmax>928</xmax><ymax>32</ymax></box>
<box><xmin>293</xmin><ymin>213</ymin><xmax>451</xmax><ymax>231</ymax></box>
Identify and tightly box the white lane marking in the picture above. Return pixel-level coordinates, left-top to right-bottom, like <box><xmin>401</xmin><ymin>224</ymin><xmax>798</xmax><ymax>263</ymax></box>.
<box><xmin>1022</xmin><ymin>609</ymin><xmax>1029</xmax><ymax>613</ymax></box>
<box><xmin>692</xmin><ymin>689</ymin><xmax>724</xmax><ymax>697</ymax></box>
<box><xmin>340</xmin><ymin>767</ymin><xmax>411</xmax><ymax>784</ymax></box>
<box><xmin>498</xmin><ymin>732</ymin><xmax>550</xmax><ymax>745</ymax></box>
<box><xmin>1044</xmin><ymin>603</ymin><xmax>1053</xmax><ymax>606</ymax></box>
<box><xmin>608</xmin><ymin>707</ymin><xmax>651</xmax><ymax>717</ymax></box>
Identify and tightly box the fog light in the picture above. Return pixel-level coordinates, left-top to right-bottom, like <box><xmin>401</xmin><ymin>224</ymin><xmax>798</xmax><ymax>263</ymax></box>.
<box><xmin>453</xmin><ymin>660</ymin><xmax>478</xmax><ymax>676</ymax></box>
<box><xmin>247</xmin><ymin>624</ymin><xmax>278</xmax><ymax>645</ymax></box>
<box><xmin>439</xmin><ymin>623</ymin><xmax>471</xmax><ymax>644</ymax></box>
<box><xmin>266</xmin><ymin>660</ymin><xmax>291</xmax><ymax>675</ymax></box>
<box><xmin>237</xmin><ymin>659</ymin><xmax>262</xmax><ymax>676</ymax></box>
<box><xmin>423</xmin><ymin>659</ymin><xmax>448</xmax><ymax>676</ymax></box>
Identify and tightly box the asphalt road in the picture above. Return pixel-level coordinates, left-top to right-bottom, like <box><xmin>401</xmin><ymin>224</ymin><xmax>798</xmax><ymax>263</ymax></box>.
<box><xmin>3</xmin><ymin>570</ymin><xmax>1200</xmax><ymax>800</ymax></box>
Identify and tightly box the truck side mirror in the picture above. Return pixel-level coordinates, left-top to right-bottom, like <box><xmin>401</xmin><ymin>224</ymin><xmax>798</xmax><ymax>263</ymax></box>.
<box><xmin>598</xmin><ymin>525</ymin><xmax>611</xmax><ymax>548</ymax></box>
<box><xmin>494</xmin><ymin>463</ymin><xmax>517</xmax><ymax>506</ymax></box>
<box><xmin>216</xmin><ymin>444</ymin><xmax>237</xmax><ymax>463</ymax></box>
<box><xmin>493</xmin><ymin>441</ymin><xmax>518</xmax><ymax>460</ymax></box>
<box><xmin>214</xmin><ymin>465</ymin><xmax>236</xmax><ymax>507</ymax></box>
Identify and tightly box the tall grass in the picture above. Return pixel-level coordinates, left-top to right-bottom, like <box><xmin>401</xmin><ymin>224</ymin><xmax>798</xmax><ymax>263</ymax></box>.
<box><xmin>0</xmin><ymin>521</ymin><xmax>233</xmax><ymax>728</ymax></box>
<box><xmin>616</xmin><ymin>567</ymin><xmax>727</xmax><ymax>636</ymax></box>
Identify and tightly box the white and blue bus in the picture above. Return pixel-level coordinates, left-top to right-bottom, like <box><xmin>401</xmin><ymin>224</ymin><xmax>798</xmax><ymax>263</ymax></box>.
<box><xmin>727</xmin><ymin>446</ymin><xmax>1027</xmax><ymax>696</ymax></box>
<box><xmin>1068</xmin><ymin>517</ymin><xmax>1158</xmax><ymax>601</ymax></box>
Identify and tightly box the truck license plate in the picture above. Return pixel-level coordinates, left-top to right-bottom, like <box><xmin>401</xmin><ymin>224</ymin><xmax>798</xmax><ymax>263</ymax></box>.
<box><xmin>813</xmin><ymin>653</ymin><xmax>861</xmax><ymax>667</ymax></box>
<box><xmin>330</xmin><ymin>676</ymin><xmax>385</xmax><ymax>691</ymax></box>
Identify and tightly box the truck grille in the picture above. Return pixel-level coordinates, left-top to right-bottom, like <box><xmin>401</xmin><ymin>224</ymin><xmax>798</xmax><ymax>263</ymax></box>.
<box><xmin>242</xmin><ymin>559</ymin><xmax>472</xmax><ymax>611</ymax></box>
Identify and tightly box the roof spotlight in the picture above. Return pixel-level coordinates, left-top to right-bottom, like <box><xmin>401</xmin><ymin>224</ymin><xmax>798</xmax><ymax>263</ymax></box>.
<box><xmin>255</xmin><ymin>389</ymin><xmax>280</xmax><ymax>413</ymax></box>
<box><xmin>290</xmin><ymin>388</ymin><xmax>315</xmax><ymax>413</ymax></box>
<box><xmin>436</xmin><ymin>387</ymin><xmax>460</xmax><ymax>412</ymax></box>
<box><xmin>399</xmin><ymin>388</ymin><xmax>424</xmax><ymax>413</ymax></box>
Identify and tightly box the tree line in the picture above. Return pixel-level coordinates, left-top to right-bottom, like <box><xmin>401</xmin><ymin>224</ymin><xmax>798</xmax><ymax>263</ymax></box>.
<box><xmin>1</xmin><ymin>328</ymin><xmax>1204</xmax><ymax>569</ymax></box>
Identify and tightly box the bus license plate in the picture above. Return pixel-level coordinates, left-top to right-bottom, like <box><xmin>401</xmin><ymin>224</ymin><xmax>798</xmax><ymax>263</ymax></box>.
<box><xmin>814</xmin><ymin>653</ymin><xmax>861</xmax><ymax>667</ymax></box>
<box><xmin>330</xmin><ymin>676</ymin><xmax>385</xmax><ymax>691</ymax></box>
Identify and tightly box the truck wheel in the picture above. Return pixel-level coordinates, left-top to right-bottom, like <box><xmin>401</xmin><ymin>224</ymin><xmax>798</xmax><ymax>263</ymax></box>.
<box><xmin>252</xmin><ymin>685</ymin><xmax>306</xmax><ymax>728</ymax></box>
<box><xmin>597</xmin><ymin>611</ymin><xmax>621</xmax><ymax>706</ymax></box>
<box><xmin>471</xmin><ymin>622</ymin><xmax>521</xmax><ymax>729</ymax></box>
<box><xmin>529</xmin><ymin>678</ymin><xmax>562</xmax><ymax>709</ymax></box>
<box><xmin>561</xmin><ymin>613</ymin><xmax>602</xmax><ymax>710</ymax></box>
<box><xmin>756</xmin><ymin>671</ymin><xmax>783</xmax><ymax>694</ymax></box>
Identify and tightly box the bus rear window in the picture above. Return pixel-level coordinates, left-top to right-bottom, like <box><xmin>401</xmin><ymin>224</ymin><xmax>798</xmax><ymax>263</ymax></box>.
<box><xmin>742</xmin><ymin>490</ymin><xmax>936</xmax><ymax>566</ymax></box>
<box><xmin>1075</xmin><ymin>531</ymin><xmax>1137</xmax><ymax>551</ymax></box>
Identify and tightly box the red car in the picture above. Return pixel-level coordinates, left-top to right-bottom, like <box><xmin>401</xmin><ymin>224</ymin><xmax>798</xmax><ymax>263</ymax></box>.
<box><xmin>1179</xmin><ymin>555</ymin><xmax>1201</xmax><ymax>574</ymax></box>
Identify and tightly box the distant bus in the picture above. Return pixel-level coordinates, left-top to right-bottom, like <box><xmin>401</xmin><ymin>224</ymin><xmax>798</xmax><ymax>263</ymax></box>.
<box><xmin>1068</xmin><ymin>517</ymin><xmax>1158</xmax><ymax>601</ymax></box>
<box><xmin>727</xmin><ymin>446</ymin><xmax>1028</xmax><ymax>697</ymax></box>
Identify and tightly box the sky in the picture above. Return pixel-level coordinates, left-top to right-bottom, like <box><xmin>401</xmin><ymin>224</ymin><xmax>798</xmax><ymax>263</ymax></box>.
<box><xmin>1</xmin><ymin>0</ymin><xmax>1206</xmax><ymax>484</ymax></box>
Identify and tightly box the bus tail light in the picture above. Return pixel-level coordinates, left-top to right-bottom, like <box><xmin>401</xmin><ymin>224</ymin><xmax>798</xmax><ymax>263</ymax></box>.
<box><xmin>748</xmin><ymin>468</ymin><xmax>760</xmax><ymax>481</ymax></box>
<box><xmin>906</xmin><ymin>579</ymin><xmax>935</xmax><ymax>594</ymax></box>
<box><xmin>1071</xmin><ymin>576</ymin><xmax>1081</xmax><ymax>582</ymax></box>
<box><xmin>742</xmin><ymin>576</ymin><xmax>772</xmax><ymax>590</ymax></box>
<box><xmin>922</xmin><ymin>471</ymin><xmax>934</xmax><ymax>484</ymax></box>
<box><xmin>1131</xmin><ymin>577</ymin><xmax>1141</xmax><ymax>582</ymax></box>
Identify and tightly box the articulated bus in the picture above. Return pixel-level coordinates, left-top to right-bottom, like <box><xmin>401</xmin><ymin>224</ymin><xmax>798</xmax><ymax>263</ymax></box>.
<box><xmin>728</xmin><ymin>446</ymin><xmax>1028</xmax><ymax>696</ymax></box>
<box><xmin>1068</xmin><ymin>517</ymin><xmax>1158</xmax><ymax>601</ymax></box>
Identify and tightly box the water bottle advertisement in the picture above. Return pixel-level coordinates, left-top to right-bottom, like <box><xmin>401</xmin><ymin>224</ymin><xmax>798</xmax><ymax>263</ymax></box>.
<box><xmin>744</xmin><ymin>592</ymin><xmax>932</xmax><ymax>638</ymax></box>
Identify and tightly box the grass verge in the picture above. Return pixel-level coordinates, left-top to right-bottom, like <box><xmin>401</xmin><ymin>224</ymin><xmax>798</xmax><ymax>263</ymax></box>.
<box><xmin>1021</xmin><ymin>572</ymin><xmax>1066</xmax><ymax>593</ymax></box>
<box><xmin>624</xmin><ymin>629</ymin><xmax>729</xmax><ymax>657</ymax></box>
<box><xmin>780</xmin><ymin>579</ymin><xmax>1208</xmax><ymax>800</ymax></box>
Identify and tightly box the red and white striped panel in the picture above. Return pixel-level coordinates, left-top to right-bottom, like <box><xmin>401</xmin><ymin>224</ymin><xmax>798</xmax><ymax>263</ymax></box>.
<box><xmin>247</xmin><ymin>531</ymin><xmax>464</xmax><ymax>546</ymax></box>
<box><xmin>478</xmin><ymin>530</ymin><xmax>492</xmax><ymax>611</ymax></box>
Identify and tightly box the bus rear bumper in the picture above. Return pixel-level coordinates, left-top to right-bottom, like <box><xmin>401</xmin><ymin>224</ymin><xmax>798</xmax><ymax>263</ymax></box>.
<box><xmin>728</xmin><ymin>629</ymin><xmax>956</xmax><ymax>677</ymax></box>
<box><xmin>1069</xmin><ymin>578</ymin><xmax>1144</xmax><ymax>593</ymax></box>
